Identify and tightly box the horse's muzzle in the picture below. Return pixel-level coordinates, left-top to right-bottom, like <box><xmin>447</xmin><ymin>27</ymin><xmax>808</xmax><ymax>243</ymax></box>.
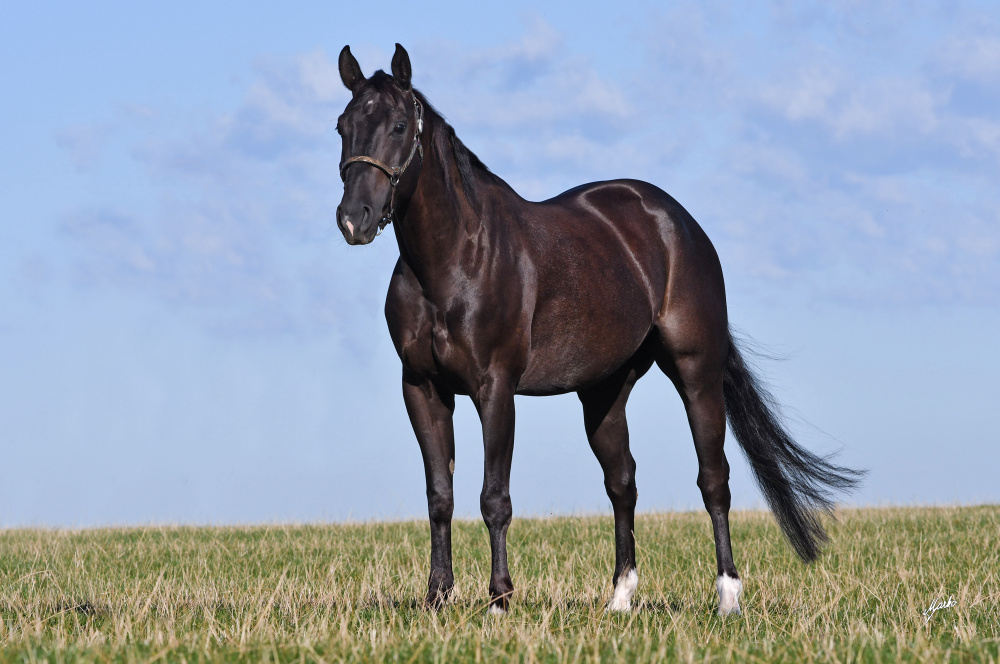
<box><xmin>337</xmin><ymin>204</ymin><xmax>376</xmax><ymax>245</ymax></box>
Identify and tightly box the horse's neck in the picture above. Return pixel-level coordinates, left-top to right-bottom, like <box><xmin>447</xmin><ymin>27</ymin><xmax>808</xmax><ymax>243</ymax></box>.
<box><xmin>394</xmin><ymin>118</ymin><xmax>500</xmax><ymax>294</ymax></box>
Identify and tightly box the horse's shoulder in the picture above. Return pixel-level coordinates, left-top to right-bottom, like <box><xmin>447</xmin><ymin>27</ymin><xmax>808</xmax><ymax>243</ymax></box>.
<box><xmin>386</xmin><ymin>259</ymin><xmax>430</xmax><ymax>324</ymax></box>
<box><xmin>385</xmin><ymin>259</ymin><xmax>433</xmax><ymax>365</ymax></box>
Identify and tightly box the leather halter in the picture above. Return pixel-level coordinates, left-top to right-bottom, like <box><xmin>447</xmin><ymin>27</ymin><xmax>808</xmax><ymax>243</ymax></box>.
<box><xmin>339</xmin><ymin>95</ymin><xmax>424</xmax><ymax>232</ymax></box>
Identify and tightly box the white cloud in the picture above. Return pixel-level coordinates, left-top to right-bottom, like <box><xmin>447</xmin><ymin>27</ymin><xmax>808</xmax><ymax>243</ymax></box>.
<box><xmin>953</xmin><ymin>116</ymin><xmax>1000</xmax><ymax>158</ymax></box>
<box><xmin>56</xmin><ymin>123</ymin><xmax>114</xmax><ymax>171</ymax></box>
<box><xmin>414</xmin><ymin>17</ymin><xmax>631</xmax><ymax>133</ymax></box>
<box><xmin>759</xmin><ymin>70</ymin><xmax>941</xmax><ymax>140</ymax></box>
<box><xmin>938</xmin><ymin>33</ymin><xmax>1000</xmax><ymax>82</ymax></box>
<box><xmin>769</xmin><ymin>66</ymin><xmax>840</xmax><ymax>124</ymax></box>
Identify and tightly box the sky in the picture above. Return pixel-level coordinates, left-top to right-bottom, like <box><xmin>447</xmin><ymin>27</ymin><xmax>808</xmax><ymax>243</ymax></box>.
<box><xmin>1</xmin><ymin>1</ymin><xmax>998</xmax><ymax>527</ymax></box>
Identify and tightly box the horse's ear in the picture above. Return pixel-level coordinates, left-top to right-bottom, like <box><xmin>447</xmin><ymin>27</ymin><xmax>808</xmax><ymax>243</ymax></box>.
<box><xmin>391</xmin><ymin>43</ymin><xmax>412</xmax><ymax>91</ymax></box>
<box><xmin>339</xmin><ymin>45</ymin><xmax>366</xmax><ymax>94</ymax></box>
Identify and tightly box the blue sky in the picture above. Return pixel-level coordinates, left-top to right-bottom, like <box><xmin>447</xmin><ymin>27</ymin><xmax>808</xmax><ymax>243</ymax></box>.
<box><xmin>2</xmin><ymin>1</ymin><xmax>998</xmax><ymax>526</ymax></box>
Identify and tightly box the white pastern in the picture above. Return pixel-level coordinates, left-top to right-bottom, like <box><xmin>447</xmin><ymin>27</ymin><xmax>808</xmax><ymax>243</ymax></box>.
<box><xmin>608</xmin><ymin>569</ymin><xmax>639</xmax><ymax>612</ymax></box>
<box><xmin>716</xmin><ymin>573</ymin><xmax>743</xmax><ymax>616</ymax></box>
<box><xmin>487</xmin><ymin>604</ymin><xmax>506</xmax><ymax>616</ymax></box>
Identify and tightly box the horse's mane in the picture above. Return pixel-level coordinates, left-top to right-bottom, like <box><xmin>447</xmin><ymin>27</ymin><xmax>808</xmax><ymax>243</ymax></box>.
<box><xmin>413</xmin><ymin>87</ymin><xmax>512</xmax><ymax>213</ymax></box>
<box><xmin>363</xmin><ymin>72</ymin><xmax>509</xmax><ymax>213</ymax></box>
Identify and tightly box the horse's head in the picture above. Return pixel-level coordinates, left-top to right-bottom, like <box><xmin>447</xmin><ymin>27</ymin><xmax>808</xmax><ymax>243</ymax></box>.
<box><xmin>336</xmin><ymin>44</ymin><xmax>423</xmax><ymax>245</ymax></box>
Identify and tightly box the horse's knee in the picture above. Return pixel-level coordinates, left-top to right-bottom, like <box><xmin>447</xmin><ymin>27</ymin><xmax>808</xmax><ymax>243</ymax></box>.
<box><xmin>428</xmin><ymin>491</ymin><xmax>454</xmax><ymax>524</ymax></box>
<box><xmin>480</xmin><ymin>490</ymin><xmax>512</xmax><ymax>531</ymax></box>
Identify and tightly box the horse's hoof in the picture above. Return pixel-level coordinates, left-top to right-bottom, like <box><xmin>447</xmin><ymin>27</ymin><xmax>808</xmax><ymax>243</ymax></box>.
<box><xmin>487</xmin><ymin>593</ymin><xmax>511</xmax><ymax>615</ymax></box>
<box><xmin>424</xmin><ymin>595</ymin><xmax>448</xmax><ymax>611</ymax></box>
<box><xmin>716</xmin><ymin>573</ymin><xmax>743</xmax><ymax>616</ymax></box>
<box><xmin>607</xmin><ymin>568</ymin><xmax>638</xmax><ymax>612</ymax></box>
<box><xmin>423</xmin><ymin>581</ymin><xmax>454</xmax><ymax>610</ymax></box>
<box><xmin>487</xmin><ymin>580</ymin><xmax>513</xmax><ymax>615</ymax></box>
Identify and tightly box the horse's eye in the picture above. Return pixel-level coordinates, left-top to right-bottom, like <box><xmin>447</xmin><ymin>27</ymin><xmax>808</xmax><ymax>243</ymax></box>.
<box><xmin>394</xmin><ymin>122</ymin><xmax>407</xmax><ymax>134</ymax></box>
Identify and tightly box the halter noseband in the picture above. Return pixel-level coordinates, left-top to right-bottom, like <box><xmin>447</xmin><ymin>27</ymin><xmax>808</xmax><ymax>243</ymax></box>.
<box><xmin>339</xmin><ymin>95</ymin><xmax>424</xmax><ymax>232</ymax></box>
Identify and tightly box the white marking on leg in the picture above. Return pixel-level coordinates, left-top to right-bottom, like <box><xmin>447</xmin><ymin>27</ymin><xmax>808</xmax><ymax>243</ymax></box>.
<box><xmin>608</xmin><ymin>568</ymin><xmax>638</xmax><ymax>612</ymax></box>
<box><xmin>716</xmin><ymin>573</ymin><xmax>743</xmax><ymax>616</ymax></box>
<box><xmin>488</xmin><ymin>603</ymin><xmax>506</xmax><ymax>616</ymax></box>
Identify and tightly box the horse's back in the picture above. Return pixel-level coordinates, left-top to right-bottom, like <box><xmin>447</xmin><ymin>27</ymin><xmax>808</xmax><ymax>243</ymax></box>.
<box><xmin>533</xmin><ymin>178</ymin><xmax>722</xmax><ymax>296</ymax></box>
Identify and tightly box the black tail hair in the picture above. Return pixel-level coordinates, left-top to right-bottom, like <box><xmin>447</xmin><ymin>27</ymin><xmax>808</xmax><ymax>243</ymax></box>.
<box><xmin>723</xmin><ymin>332</ymin><xmax>865</xmax><ymax>561</ymax></box>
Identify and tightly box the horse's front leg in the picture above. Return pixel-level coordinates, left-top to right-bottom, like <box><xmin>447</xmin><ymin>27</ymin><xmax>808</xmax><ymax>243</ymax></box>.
<box><xmin>473</xmin><ymin>375</ymin><xmax>517</xmax><ymax>614</ymax></box>
<box><xmin>401</xmin><ymin>369</ymin><xmax>457</xmax><ymax>609</ymax></box>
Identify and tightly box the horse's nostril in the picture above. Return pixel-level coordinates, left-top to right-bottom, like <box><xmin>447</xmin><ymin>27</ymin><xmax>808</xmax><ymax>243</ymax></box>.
<box><xmin>362</xmin><ymin>206</ymin><xmax>372</xmax><ymax>225</ymax></box>
<box><xmin>336</xmin><ymin>206</ymin><xmax>345</xmax><ymax>230</ymax></box>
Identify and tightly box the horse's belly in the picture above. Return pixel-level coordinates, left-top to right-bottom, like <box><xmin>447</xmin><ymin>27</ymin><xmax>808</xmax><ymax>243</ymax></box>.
<box><xmin>517</xmin><ymin>333</ymin><xmax>648</xmax><ymax>395</ymax></box>
<box><xmin>517</xmin><ymin>293</ymin><xmax>653</xmax><ymax>395</ymax></box>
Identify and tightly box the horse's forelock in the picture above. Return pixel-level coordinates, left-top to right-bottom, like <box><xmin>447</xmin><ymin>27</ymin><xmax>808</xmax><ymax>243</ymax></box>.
<box><xmin>362</xmin><ymin>71</ymin><xmax>407</xmax><ymax>105</ymax></box>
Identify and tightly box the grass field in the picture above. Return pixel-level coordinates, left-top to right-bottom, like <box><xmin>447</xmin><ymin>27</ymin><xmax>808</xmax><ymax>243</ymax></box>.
<box><xmin>1</xmin><ymin>506</ymin><xmax>998</xmax><ymax>663</ymax></box>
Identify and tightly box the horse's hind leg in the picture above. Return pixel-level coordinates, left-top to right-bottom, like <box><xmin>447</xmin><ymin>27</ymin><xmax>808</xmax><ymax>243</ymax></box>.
<box><xmin>578</xmin><ymin>355</ymin><xmax>652</xmax><ymax>612</ymax></box>
<box><xmin>656</xmin><ymin>344</ymin><xmax>743</xmax><ymax>616</ymax></box>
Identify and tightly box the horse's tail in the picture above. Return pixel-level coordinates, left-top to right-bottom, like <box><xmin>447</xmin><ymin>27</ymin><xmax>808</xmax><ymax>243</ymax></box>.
<box><xmin>723</xmin><ymin>332</ymin><xmax>864</xmax><ymax>562</ymax></box>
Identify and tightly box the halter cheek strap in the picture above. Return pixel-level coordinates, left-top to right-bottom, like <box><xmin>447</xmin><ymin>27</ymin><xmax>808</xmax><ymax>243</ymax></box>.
<box><xmin>339</xmin><ymin>96</ymin><xmax>424</xmax><ymax>232</ymax></box>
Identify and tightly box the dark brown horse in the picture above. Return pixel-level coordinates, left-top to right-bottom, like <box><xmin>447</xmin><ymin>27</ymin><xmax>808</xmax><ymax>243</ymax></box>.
<box><xmin>335</xmin><ymin>44</ymin><xmax>861</xmax><ymax>616</ymax></box>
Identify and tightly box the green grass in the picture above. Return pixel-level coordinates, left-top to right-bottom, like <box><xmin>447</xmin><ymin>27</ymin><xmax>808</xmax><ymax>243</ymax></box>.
<box><xmin>1</xmin><ymin>507</ymin><xmax>998</xmax><ymax>662</ymax></box>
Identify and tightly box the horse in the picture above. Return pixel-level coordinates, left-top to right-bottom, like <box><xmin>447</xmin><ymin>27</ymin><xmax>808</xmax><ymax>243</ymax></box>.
<box><xmin>334</xmin><ymin>43</ymin><xmax>862</xmax><ymax>616</ymax></box>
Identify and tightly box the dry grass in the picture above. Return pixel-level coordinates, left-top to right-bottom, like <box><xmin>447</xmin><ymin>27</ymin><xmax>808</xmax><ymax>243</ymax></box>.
<box><xmin>1</xmin><ymin>506</ymin><xmax>998</xmax><ymax>662</ymax></box>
